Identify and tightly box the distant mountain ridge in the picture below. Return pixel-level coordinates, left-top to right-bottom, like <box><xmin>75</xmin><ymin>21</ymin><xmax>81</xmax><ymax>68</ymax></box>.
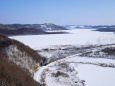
<box><xmin>65</xmin><ymin>25</ymin><xmax>115</xmax><ymax>30</ymax></box>
<box><xmin>0</xmin><ymin>23</ymin><xmax>67</xmax><ymax>36</ymax></box>
<box><xmin>39</xmin><ymin>23</ymin><xmax>67</xmax><ymax>30</ymax></box>
<box><xmin>95</xmin><ymin>26</ymin><xmax>115</xmax><ymax>32</ymax></box>
<box><xmin>0</xmin><ymin>23</ymin><xmax>67</xmax><ymax>30</ymax></box>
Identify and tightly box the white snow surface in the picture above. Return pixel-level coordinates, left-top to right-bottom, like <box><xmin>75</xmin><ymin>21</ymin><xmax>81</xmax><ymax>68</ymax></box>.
<box><xmin>77</xmin><ymin>64</ymin><xmax>115</xmax><ymax>86</ymax></box>
<box><xmin>34</xmin><ymin>59</ymin><xmax>84</xmax><ymax>86</ymax></box>
<box><xmin>66</xmin><ymin>56</ymin><xmax>115</xmax><ymax>67</ymax></box>
<box><xmin>34</xmin><ymin>56</ymin><xmax>115</xmax><ymax>86</ymax></box>
<box><xmin>9</xmin><ymin>29</ymin><xmax>115</xmax><ymax>86</ymax></box>
<box><xmin>10</xmin><ymin>29</ymin><xmax>115</xmax><ymax>49</ymax></box>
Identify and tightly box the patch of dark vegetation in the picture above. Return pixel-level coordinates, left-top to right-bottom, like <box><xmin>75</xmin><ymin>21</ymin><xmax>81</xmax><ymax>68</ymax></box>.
<box><xmin>45</xmin><ymin>31</ymin><xmax>69</xmax><ymax>34</ymax></box>
<box><xmin>0</xmin><ymin>34</ymin><xmax>13</xmax><ymax>49</ymax></box>
<box><xmin>95</xmin><ymin>28</ymin><xmax>115</xmax><ymax>32</ymax></box>
<box><xmin>102</xmin><ymin>47</ymin><xmax>115</xmax><ymax>56</ymax></box>
<box><xmin>0</xmin><ymin>28</ymin><xmax>45</xmax><ymax>36</ymax></box>
<box><xmin>54</xmin><ymin>71</ymin><xmax>69</xmax><ymax>77</ymax></box>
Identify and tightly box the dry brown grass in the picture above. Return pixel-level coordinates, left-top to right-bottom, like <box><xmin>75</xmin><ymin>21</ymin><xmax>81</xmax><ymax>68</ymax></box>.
<box><xmin>0</xmin><ymin>34</ymin><xmax>43</xmax><ymax>63</ymax></box>
<box><xmin>0</xmin><ymin>34</ymin><xmax>44</xmax><ymax>75</ymax></box>
<box><xmin>0</xmin><ymin>55</ymin><xmax>42</xmax><ymax>86</ymax></box>
<box><xmin>54</xmin><ymin>71</ymin><xmax>69</xmax><ymax>77</ymax></box>
<box><xmin>0</xmin><ymin>34</ymin><xmax>44</xmax><ymax>86</ymax></box>
<box><xmin>11</xmin><ymin>39</ymin><xmax>42</xmax><ymax>62</ymax></box>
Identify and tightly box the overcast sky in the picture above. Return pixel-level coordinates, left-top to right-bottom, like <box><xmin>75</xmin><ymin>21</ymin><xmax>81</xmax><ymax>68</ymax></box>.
<box><xmin>0</xmin><ymin>0</ymin><xmax>115</xmax><ymax>25</ymax></box>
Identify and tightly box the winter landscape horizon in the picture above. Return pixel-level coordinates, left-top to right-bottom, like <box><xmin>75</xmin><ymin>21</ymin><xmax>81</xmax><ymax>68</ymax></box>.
<box><xmin>10</xmin><ymin>28</ymin><xmax>115</xmax><ymax>86</ymax></box>
<box><xmin>1</xmin><ymin>0</ymin><xmax>115</xmax><ymax>86</ymax></box>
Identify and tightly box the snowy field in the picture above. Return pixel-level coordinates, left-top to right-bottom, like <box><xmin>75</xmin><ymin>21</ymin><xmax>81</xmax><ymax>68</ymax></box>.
<box><xmin>34</xmin><ymin>56</ymin><xmax>115</xmax><ymax>86</ymax></box>
<box><xmin>10</xmin><ymin>29</ymin><xmax>115</xmax><ymax>49</ymax></box>
<box><xmin>77</xmin><ymin>64</ymin><xmax>115</xmax><ymax>86</ymax></box>
<box><xmin>10</xmin><ymin>29</ymin><xmax>115</xmax><ymax>86</ymax></box>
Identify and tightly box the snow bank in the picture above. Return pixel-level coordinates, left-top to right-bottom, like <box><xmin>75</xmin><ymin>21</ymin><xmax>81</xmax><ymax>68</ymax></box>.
<box><xmin>66</xmin><ymin>56</ymin><xmax>115</xmax><ymax>67</ymax></box>
<box><xmin>34</xmin><ymin>61</ymin><xmax>84</xmax><ymax>86</ymax></box>
<box><xmin>34</xmin><ymin>55</ymin><xmax>115</xmax><ymax>86</ymax></box>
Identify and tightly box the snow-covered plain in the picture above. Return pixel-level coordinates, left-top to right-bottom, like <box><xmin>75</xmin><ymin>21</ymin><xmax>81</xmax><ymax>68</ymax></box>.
<box><xmin>10</xmin><ymin>29</ymin><xmax>115</xmax><ymax>86</ymax></box>
<box><xmin>77</xmin><ymin>64</ymin><xmax>115</xmax><ymax>86</ymax></box>
<box><xmin>10</xmin><ymin>29</ymin><xmax>115</xmax><ymax>49</ymax></box>
<box><xmin>34</xmin><ymin>56</ymin><xmax>115</xmax><ymax>86</ymax></box>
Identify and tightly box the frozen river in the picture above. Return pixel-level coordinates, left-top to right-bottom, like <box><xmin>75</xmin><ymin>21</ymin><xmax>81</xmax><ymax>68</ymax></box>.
<box><xmin>77</xmin><ymin>64</ymin><xmax>115</xmax><ymax>86</ymax></box>
<box><xmin>10</xmin><ymin>29</ymin><xmax>115</xmax><ymax>49</ymax></box>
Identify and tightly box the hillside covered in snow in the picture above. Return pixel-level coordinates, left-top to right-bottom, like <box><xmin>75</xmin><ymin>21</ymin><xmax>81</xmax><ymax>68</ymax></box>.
<box><xmin>0</xmin><ymin>34</ymin><xmax>43</xmax><ymax>86</ymax></box>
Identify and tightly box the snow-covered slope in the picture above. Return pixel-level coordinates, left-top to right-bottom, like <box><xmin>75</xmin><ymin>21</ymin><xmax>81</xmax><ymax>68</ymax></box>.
<box><xmin>34</xmin><ymin>55</ymin><xmax>115</xmax><ymax>86</ymax></box>
<box><xmin>0</xmin><ymin>34</ymin><xmax>43</xmax><ymax>76</ymax></box>
<box><xmin>0</xmin><ymin>56</ymin><xmax>42</xmax><ymax>86</ymax></box>
<box><xmin>4</xmin><ymin>45</ymin><xmax>39</xmax><ymax>74</ymax></box>
<box><xmin>0</xmin><ymin>34</ymin><xmax>43</xmax><ymax>86</ymax></box>
<box><xmin>39</xmin><ymin>23</ymin><xmax>67</xmax><ymax>31</ymax></box>
<box><xmin>34</xmin><ymin>60</ymin><xmax>85</xmax><ymax>86</ymax></box>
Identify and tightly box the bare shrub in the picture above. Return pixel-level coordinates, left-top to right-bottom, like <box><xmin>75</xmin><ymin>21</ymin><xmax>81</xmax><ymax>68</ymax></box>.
<box><xmin>54</xmin><ymin>71</ymin><xmax>69</xmax><ymax>77</ymax></box>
